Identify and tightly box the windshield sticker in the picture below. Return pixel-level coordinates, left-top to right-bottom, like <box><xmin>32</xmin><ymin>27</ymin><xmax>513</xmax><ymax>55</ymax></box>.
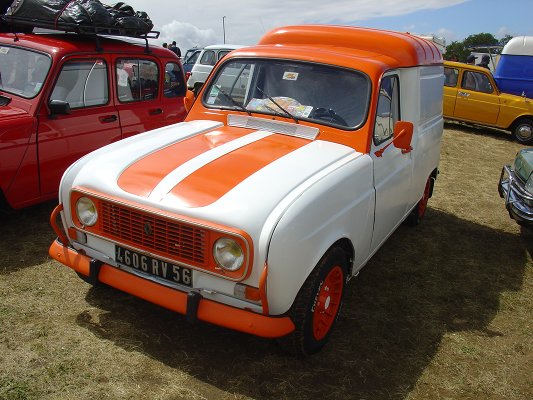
<box><xmin>0</xmin><ymin>47</ymin><xmax>9</xmax><ymax>54</ymax></box>
<box><xmin>207</xmin><ymin>86</ymin><xmax>219</xmax><ymax>105</ymax></box>
<box><xmin>282</xmin><ymin>72</ymin><xmax>299</xmax><ymax>81</ymax></box>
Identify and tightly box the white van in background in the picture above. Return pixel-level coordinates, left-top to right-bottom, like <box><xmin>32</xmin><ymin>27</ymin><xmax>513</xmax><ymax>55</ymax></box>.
<box><xmin>187</xmin><ymin>44</ymin><xmax>243</xmax><ymax>95</ymax></box>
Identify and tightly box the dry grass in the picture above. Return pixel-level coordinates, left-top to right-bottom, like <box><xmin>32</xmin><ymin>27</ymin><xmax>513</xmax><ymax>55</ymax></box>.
<box><xmin>1</xmin><ymin>122</ymin><xmax>532</xmax><ymax>400</ymax></box>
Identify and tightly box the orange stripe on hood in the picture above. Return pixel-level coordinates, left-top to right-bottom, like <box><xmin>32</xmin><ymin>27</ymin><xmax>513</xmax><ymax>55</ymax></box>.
<box><xmin>118</xmin><ymin>127</ymin><xmax>246</xmax><ymax>197</ymax></box>
<box><xmin>169</xmin><ymin>134</ymin><xmax>307</xmax><ymax>207</ymax></box>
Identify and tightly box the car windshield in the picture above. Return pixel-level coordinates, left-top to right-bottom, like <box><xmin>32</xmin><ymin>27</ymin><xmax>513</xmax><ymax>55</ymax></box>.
<box><xmin>203</xmin><ymin>59</ymin><xmax>370</xmax><ymax>129</ymax></box>
<box><xmin>0</xmin><ymin>46</ymin><xmax>51</xmax><ymax>98</ymax></box>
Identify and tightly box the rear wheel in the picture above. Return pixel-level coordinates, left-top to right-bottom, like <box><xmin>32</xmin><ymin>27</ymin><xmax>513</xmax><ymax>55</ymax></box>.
<box><xmin>406</xmin><ymin>176</ymin><xmax>432</xmax><ymax>226</ymax></box>
<box><xmin>278</xmin><ymin>247</ymin><xmax>346</xmax><ymax>356</ymax></box>
<box><xmin>511</xmin><ymin>118</ymin><xmax>533</xmax><ymax>145</ymax></box>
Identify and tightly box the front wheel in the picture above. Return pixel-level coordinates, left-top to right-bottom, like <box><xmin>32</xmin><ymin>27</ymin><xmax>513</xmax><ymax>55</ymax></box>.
<box><xmin>277</xmin><ymin>247</ymin><xmax>347</xmax><ymax>356</ymax></box>
<box><xmin>512</xmin><ymin>118</ymin><xmax>533</xmax><ymax>145</ymax></box>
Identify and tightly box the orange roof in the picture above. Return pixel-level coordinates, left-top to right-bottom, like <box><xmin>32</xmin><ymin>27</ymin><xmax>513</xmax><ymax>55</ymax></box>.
<box><xmin>257</xmin><ymin>25</ymin><xmax>443</xmax><ymax>68</ymax></box>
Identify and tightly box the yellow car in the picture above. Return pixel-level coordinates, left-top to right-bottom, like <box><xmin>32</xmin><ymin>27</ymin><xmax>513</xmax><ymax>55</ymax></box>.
<box><xmin>444</xmin><ymin>61</ymin><xmax>533</xmax><ymax>144</ymax></box>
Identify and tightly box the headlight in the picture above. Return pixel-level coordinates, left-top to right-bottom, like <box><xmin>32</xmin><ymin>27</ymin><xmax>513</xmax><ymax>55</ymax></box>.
<box><xmin>213</xmin><ymin>237</ymin><xmax>244</xmax><ymax>271</ymax></box>
<box><xmin>76</xmin><ymin>196</ymin><xmax>98</xmax><ymax>226</ymax></box>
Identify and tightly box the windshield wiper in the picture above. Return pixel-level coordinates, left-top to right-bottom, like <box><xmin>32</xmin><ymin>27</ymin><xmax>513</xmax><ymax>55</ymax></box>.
<box><xmin>214</xmin><ymin>85</ymin><xmax>251</xmax><ymax>115</ymax></box>
<box><xmin>256</xmin><ymin>87</ymin><xmax>299</xmax><ymax>124</ymax></box>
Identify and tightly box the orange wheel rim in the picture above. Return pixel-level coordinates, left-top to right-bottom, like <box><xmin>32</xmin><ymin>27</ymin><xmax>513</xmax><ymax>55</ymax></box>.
<box><xmin>312</xmin><ymin>265</ymin><xmax>344</xmax><ymax>341</ymax></box>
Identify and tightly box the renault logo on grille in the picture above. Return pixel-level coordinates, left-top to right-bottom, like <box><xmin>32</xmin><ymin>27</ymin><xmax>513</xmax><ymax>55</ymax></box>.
<box><xmin>143</xmin><ymin>222</ymin><xmax>153</xmax><ymax>236</ymax></box>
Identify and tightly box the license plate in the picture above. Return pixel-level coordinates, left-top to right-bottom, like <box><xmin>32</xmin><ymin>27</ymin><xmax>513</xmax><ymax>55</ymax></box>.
<box><xmin>115</xmin><ymin>245</ymin><xmax>192</xmax><ymax>287</ymax></box>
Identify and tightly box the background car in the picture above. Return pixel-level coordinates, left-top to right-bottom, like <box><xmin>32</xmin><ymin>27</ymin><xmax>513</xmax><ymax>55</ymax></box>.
<box><xmin>444</xmin><ymin>61</ymin><xmax>533</xmax><ymax>144</ymax></box>
<box><xmin>499</xmin><ymin>148</ymin><xmax>533</xmax><ymax>229</ymax></box>
<box><xmin>0</xmin><ymin>32</ymin><xmax>187</xmax><ymax>210</ymax></box>
<box><xmin>181</xmin><ymin>46</ymin><xmax>203</xmax><ymax>75</ymax></box>
<box><xmin>186</xmin><ymin>44</ymin><xmax>243</xmax><ymax>95</ymax></box>
<box><xmin>494</xmin><ymin>36</ymin><xmax>533</xmax><ymax>98</ymax></box>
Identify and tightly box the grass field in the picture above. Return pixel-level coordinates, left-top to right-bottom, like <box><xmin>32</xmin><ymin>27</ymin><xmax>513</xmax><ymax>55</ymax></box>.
<box><xmin>1</xmin><ymin>122</ymin><xmax>532</xmax><ymax>400</ymax></box>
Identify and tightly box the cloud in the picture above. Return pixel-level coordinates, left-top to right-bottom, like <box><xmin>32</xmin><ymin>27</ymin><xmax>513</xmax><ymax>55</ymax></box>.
<box><xmin>159</xmin><ymin>21</ymin><xmax>217</xmax><ymax>50</ymax></box>
<box><xmin>126</xmin><ymin>0</ymin><xmax>469</xmax><ymax>48</ymax></box>
<box><xmin>496</xmin><ymin>26</ymin><xmax>513</xmax><ymax>39</ymax></box>
<box><xmin>435</xmin><ymin>28</ymin><xmax>457</xmax><ymax>44</ymax></box>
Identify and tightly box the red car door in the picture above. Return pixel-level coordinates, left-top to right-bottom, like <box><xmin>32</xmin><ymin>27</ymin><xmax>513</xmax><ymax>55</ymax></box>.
<box><xmin>161</xmin><ymin>60</ymin><xmax>188</xmax><ymax>125</ymax></box>
<box><xmin>114</xmin><ymin>56</ymin><xmax>183</xmax><ymax>138</ymax></box>
<box><xmin>37</xmin><ymin>56</ymin><xmax>121</xmax><ymax>197</ymax></box>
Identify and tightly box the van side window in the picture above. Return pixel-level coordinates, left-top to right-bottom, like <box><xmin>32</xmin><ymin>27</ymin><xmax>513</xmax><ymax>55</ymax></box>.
<box><xmin>164</xmin><ymin>62</ymin><xmax>186</xmax><ymax>98</ymax></box>
<box><xmin>461</xmin><ymin>71</ymin><xmax>493</xmax><ymax>93</ymax></box>
<box><xmin>444</xmin><ymin>67</ymin><xmax>458</xmax><ymax>87</ymax></box>
<box><xmin>50</xmin><ymin>59</ymin><xmax>108</xmax><ymax>108</ymax></box>
<box><xmin>374</xmin><ymin>75</ymin><xmax>400</xmax><ymax>145</ymax></box>
<box><xmin>218</xmin><ymin>50</ymin><xmax>231</xmax><ymax>61</ymax></box>
<box><xmin>200</xmin><ymin>50</ymin><xmax>216</xmax><ymax>66</ymax></box>
<box><xmin>116</xmin><ymin>59</ymin><xmax>159</xmax><ymax>102</ymax></box>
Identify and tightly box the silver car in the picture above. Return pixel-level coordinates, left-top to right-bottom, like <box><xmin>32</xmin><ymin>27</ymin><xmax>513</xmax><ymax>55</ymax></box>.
<box><xmin>499</xmin><ymin>148</ymin><xmax>533</xmax><ymax>229</ymax></box>
<box><xmin>186</xmin><ymin>44</ymin><xmax>243</xmax><ymax>95</ymax></box>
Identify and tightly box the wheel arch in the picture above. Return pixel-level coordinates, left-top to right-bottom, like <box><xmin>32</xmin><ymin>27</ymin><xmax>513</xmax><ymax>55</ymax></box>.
<box><xmin>428</xmin><ymin>167</ymin><xmax>438</xmax><ymax>198</ymax></box>
<box><xmin>509</xmin><ymin>115</ymin><xmax>533</xmax><ymax>131</ymax></box>
<box><xmin>0</xmin><ymin>189</ymin><xmax>13</xmax><ymax>213</ymax></box>
<box><xmin>509</xmin><ymin>116</ymin><xmax>533</xmax><ymax>144</ymax></box>
<box><xmin>262</xmin><ymin>152</ymin><xmax>374</xmax><ymax>315</ymax></box>
<box><xmin>330</xmin><ymin>237</ymin><xmax>355</xmax><ymax>277</ymax></box>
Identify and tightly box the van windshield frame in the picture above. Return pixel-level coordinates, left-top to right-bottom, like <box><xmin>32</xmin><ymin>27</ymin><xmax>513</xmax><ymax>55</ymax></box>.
<box><xmin>202</xmin><ymin>58</ymin><xmax>371</xmax><ymax>130</ymax></box>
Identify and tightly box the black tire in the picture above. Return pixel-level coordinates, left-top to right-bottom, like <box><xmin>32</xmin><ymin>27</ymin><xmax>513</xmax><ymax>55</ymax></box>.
<box><xmin>511</xmin><ymin>118</ymin><xmax>533</xmax><ymax>145</ymax></box>
<box><xmin>277</xmin><ymin>247</ymin><xmax>347</xmax><ymax>356</ymax></box>
<box><xmin>406</xmin><ymin>176</ymin><xmax>432</xmax><ymax>226</ymax></box>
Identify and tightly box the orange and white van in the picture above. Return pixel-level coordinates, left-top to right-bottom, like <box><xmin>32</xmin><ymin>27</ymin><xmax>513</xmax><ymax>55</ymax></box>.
<box><xmin>49</xmin><ymin>25</ymin><xmax>444</xmax><ymax>356</ymax></box>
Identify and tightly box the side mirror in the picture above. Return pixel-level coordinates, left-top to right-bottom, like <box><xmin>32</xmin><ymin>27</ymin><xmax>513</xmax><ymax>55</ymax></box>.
<box><xmin>49</xmin><ymin>99</ymin><xmax>71</xmax><ymax>115</ymax></box>
<box><xmin>393</xmin><ymin>121</ymin><xmax>414</xmax><ymax>153</ymax></box>
<box><xmin>184</xmin><ymin>89</ymin><xmax>195</xmax><ymax>112</ymax></box>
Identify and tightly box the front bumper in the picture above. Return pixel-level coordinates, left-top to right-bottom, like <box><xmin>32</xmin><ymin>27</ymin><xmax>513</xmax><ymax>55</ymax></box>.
<box><xmin>49</xmin><ymin>239</ymin><xmax>295</xmax><ymax>338</ymax></box>
<box><xmin>498</xmin><ymin>165</ymin><xmax>533</xmax><ymax>227</ymax></box>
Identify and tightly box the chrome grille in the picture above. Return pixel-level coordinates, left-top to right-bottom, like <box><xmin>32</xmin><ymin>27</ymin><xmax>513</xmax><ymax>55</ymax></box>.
<box><xmin>100</xmin><ymin>201</ymin><xmax>208</xmax><ymax>265</ymax></box>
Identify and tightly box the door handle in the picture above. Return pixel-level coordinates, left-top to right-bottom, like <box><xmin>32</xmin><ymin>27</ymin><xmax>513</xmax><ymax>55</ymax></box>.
<box><xmin>149</xmin><ymin>108</ymin><xmax>163</xmax><ymax>115</ymax></box>
<box><xmin>99</xmin><ymin>115</ymin><xmax>118</xmax><ymax>123</ymax></box>
<box><xmin>458</xmin><ymin>91</ymin><xmax>470</xmax><ymax>97</ymax></box>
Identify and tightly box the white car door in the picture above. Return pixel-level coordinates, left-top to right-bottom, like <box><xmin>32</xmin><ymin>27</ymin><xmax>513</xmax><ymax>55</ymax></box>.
<box><xmin>370</xmin><ymin>74</ymin><xmax>412</xmax><ymax>252</ymax></box>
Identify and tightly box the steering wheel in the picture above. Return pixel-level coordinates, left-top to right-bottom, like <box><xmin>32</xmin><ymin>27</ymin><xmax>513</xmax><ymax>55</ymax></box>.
<box><xmin>311</xmin><ymin>108</ymin><xmax>347</xmax><ymax>126</ymax></box>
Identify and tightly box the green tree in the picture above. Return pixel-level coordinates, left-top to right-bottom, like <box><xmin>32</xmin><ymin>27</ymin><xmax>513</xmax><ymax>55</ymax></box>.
<box><xmin>444</xmin><ymin>41</ymin><xmax>469</xmax><ymax>61</ymax></box>
<box><xmin>444</xmin><ymin>33</ymin><xmax>513</xmax><ymax>62</ymax></box>
<box><xmin>463</xmin><ymin>32</ymin><xmax>499</xmax><ymax>48</ymax></box>
<box><xmin>499</xmin><ymin>34</ymin><xmax>513</xmax><ymax>46</ymax></box>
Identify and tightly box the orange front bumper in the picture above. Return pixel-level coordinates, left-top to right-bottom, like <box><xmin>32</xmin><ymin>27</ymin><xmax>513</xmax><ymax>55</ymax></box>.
<box><xmin>49</xmin><ymin>239</ymin><xmax>295</xmax><ymax>339</ymax></box>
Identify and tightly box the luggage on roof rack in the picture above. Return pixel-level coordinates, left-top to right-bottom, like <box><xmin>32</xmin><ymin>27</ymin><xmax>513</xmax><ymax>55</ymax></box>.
<box><xmin>1</xmin><ymin>0</ymin><xmax>157</xmax><ymax>38</ymax></box>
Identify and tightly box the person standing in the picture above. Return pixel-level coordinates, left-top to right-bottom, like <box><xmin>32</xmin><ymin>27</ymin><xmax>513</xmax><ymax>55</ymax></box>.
<box><xmin>477</xmin><ymin>54</ymin><xmax>491</xmax><ymax>69</ymax></box>
<box><xmin>169</xmin><ymin>41</ymin><xmax>181</xmax><ymax>58</ymax></box>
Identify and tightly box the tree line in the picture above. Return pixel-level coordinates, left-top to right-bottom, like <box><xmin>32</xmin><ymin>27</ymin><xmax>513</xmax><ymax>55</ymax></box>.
<box><xmin>444</xmin><ymin>33</ymin><xmax>513</xmax><ymax>62</ymax></box>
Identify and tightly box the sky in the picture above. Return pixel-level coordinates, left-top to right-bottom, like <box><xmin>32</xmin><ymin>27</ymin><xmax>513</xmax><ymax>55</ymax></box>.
<box><xmin>124</xmin><ymin>0</ymin><xmax>533</xmax><ymax>52</ymax></box>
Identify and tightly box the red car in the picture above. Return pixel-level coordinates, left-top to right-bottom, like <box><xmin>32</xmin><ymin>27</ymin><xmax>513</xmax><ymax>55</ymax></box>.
<box><xmin>0</xmin><ymin>32</ymin><xmax>187</xmax><ymax>209</ymax></box>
